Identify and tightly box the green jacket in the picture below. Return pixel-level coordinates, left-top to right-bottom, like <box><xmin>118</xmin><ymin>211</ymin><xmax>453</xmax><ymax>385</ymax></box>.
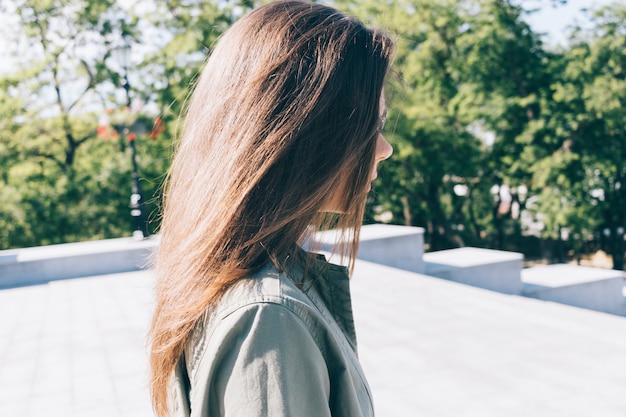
<box><xmin>169</xmin><ymin>247</ymin><xmax>374</xmax><ymax>417</ymax></box>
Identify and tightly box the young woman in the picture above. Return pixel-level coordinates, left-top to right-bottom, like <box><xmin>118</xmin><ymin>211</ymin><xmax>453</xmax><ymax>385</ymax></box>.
<box><xmin>149</xmin><ymin>1</ymin><xmax>395</xmax><ymax>416</ymax></box>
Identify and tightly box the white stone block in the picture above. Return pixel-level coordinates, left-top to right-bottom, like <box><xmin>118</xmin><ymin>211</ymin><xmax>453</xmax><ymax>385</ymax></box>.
<box><xmin>0</xmin><ymin>237</ymin><xmax>159</xmax><ymax>288</ymax></box>
<box><xmin>311</xmin><ymin>224</ymin><xmax>425</xmax><ymax>273</ymax></box>
<box><xmin>522</xmin><ymin>264</ymin><xmax>625</xmax><ymax>315</ymax></box>
<box><xmin>423</xmin><ymin>247</ymin><xmax>523</xmax><ymax>294</ymax></box>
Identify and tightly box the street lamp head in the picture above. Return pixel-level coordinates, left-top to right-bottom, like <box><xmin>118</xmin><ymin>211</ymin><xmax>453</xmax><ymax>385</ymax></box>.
<box><xmin>111</xmin><ymin>37</ymin><xmax>132</xmax><ymax>107</ymax></box>
<box><xmin>131</xmin><ymin>119</ymin><xmax>149</xmax><ymax>136</ymax></box>
<box><xmin>111</xmin><ymin>38</ymin><xmax>131</xmax><ymax>71</ymax></box>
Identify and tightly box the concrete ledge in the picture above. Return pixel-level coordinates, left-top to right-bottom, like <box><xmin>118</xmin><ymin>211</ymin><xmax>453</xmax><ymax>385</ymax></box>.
<box><xmin>522</xmin><ymin>264</ymin><xmax>625</xmax><ymax>316</ymax></box>
<box><xmin>423</xmin><ymin>247</ymin><xmax>523</xmax><ymax>294</ymax></box>
<box><xmin>0</xmin><ymin>236</ymin><xmax>159</xmax><ymax>289</ymax></box>
<box><xmin>312</xmin><ymin>224</ymin><xmax>425</xmax><ymax>273</ymax></box>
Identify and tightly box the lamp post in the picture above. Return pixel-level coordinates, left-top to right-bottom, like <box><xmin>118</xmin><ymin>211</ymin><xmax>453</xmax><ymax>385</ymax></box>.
<box><xmin>112</xmin><ymin>38</ymin><xmax>148</xmax><ymax>240</ymax></box>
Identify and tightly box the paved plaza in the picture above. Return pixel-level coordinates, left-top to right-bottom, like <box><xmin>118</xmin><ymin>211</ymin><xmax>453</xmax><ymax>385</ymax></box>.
<box><xmin>1</xmin><ymin>259</ymin><xmax>626</xmax><ymax>416</ymax></box>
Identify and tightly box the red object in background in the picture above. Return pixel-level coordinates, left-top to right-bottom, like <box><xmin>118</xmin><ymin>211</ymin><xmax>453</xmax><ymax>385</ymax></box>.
<box><xmin>97</xmin><ymin>125</ymin><xmax>118</xmax><ymax>140</ymax></box>
<box><xmin>149</xmin><ymin>117</ymin><xmax>165</xmax><ymax>139</ymax></box>
<box><xmin>97</xmin><ymin>125</ymin><xmax>109</xmax><ymax>139</ymax></box>
<box><xmin>128</xmin><ymin>132</ymin><xmax>137</xmax><ymax>141</ymax></box>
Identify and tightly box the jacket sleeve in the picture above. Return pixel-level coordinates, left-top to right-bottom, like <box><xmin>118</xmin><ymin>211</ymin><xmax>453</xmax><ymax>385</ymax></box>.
<box><xmin>195</xmin><ymin>302</ymin><xmax>332</xmax><ymax>417</ymax></box>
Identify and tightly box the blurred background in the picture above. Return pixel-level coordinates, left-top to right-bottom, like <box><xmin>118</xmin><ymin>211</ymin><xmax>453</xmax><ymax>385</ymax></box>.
<box><xmin>0</xmin><ymin>0</ymin><xmax>624</xmax><ymax>271</ymax></box>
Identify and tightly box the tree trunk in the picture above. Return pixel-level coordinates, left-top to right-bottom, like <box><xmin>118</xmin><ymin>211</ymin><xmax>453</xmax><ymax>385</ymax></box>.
<box><xmin>612</xmin><ymin>229</ymin><xmax>624</xmax><ymax>271</ymax></box>
<box><xmin>401</xmin><ymin>195</ymin><xmax>413</xmax><ymax>226</ymax></box>
<box><xmin>467</xmin><ymin>188</ymin><xmax>482</xmax><ymax>241</ymax></box>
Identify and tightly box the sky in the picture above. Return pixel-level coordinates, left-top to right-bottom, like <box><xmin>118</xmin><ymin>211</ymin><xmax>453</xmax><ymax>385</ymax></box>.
<box><xmin>522</xmin><ymin>0</ymin><xmax>617</xmax><ymax>48</ymax></box>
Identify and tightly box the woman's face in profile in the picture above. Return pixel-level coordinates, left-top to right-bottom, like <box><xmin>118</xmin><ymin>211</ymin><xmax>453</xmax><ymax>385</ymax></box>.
<box><xmin>321</xmin><ymin>94</ymin><xmax>393</xmax><ymax>213</ymax></box>
<box><xmin>369</xmin><ymin>95</ymin><xmax>393</xmax><ymax>191</ymax></box>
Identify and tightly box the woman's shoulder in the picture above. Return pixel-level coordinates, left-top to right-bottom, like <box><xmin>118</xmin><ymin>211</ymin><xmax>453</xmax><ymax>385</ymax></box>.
<box><xmin>215</xmin><ymin>261</ymin><xmax>312</xmax><ymax>318</ymax></box>
<box><xmin>184</xmin><ymin>261</ymin><xmax>327</xmax><ymax>379</ymax></box>
<box><xmin>188</xmin><ymin>261</ymin><xmax>319</xmax><ymax>351</ymax></box>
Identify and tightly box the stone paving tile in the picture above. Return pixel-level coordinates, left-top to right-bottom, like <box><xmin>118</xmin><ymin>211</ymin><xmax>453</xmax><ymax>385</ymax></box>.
<box><xmin>1</xmin><ymin>263</ymin><xmax>625</xmax><ymax>417</ymax></box>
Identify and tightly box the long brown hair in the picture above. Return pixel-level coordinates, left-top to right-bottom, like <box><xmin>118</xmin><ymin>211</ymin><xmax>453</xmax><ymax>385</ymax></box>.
<box><xmin>149</xmin><ymin>1</ymin><xmax>394</xmax><ymax>415</ymax></box>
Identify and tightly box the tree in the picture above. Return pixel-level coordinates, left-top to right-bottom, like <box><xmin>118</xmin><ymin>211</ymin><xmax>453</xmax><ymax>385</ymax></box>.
<box><xmin>537</xmin><ymin>1</ymin><xmax>626</xmax><ymax>269</ymax></box>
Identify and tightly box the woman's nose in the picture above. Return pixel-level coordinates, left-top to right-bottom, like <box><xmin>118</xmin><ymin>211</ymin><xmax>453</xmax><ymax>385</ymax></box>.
<box><xmin>376</xmin><ymin>134</ymin><xmax>393</xmax><ymax>162</ymax></box>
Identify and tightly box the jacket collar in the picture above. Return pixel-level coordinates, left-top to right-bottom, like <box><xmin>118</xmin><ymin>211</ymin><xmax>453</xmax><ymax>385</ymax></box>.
<box><xmin>282</xmin><ymin>246</ymin><xmax>358</xmax><ymax>350</ymax></box>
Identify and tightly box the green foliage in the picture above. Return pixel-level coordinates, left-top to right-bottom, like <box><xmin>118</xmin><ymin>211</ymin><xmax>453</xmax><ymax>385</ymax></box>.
<box><xmin>536</xmin><ymin>1</ymin><xmax>626</xmax><ymax>268</ymax></box>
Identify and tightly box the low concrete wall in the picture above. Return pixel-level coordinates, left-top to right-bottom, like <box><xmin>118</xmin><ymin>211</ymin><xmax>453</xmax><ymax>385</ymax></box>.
<box><xmin>522</xmin><ymin>264</ymin><xmax>625</xmax><ymax>316</ymax></box>
<box><xmin>0</xmin><ymin>237</ymin><xmax>159</xmax><ymax>289</ymax></box>
<box><xmin>423</xmin><ymin>247</ymin><xmax>524</xmax><ymax>295</ymax></box>
<box><xmin>2</xmin><ymin>224</ymin><xmax>424</xmax><ymax>288</ymax></box>
<box><xmin>311</xmin><ymin>224</ymin><xmax>425</xmax><ymax>273</ymax></box>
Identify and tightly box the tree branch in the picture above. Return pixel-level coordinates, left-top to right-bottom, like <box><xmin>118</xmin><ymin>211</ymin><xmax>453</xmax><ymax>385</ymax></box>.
<box><xmin>31</xmin><ymin>150</ymin><xmax>65</xmax><ymax>170</ymax></box>
<box><xmin>66</xmin><ymin>59</ymin><xmax>95</xmax><ymax>112</ymax></box>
